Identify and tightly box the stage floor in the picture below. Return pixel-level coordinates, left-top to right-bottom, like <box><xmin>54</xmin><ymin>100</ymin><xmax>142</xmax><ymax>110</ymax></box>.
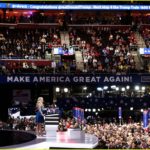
<box><xmin>0</xmin><ymin>126</ymin><xmax>99</xmax><ymax>149</ymax></box>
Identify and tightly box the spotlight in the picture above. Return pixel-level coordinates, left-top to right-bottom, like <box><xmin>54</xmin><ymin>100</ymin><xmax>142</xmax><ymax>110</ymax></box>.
<box><xmin>83</xmin><ymin>86</ymin><xmax>87</xmax><ymax>90</ymax></box>
<box><xmin>141</xmin><ymin>109</ymin><xmax>144</xmax><ymax>112</ymax></box>
<box><xmin>135</xmin><ymin>85</ymin><xmax>140</xmax><ymax>91</ymax></box>
<box><xmin>56</xmin><ymin>87</ymin><xmax>60</xmax><ymax>92</ymax></box>
<box><xmin>116</xmin><ymin>87</ymin><xmax>119</xmax><ymax>91</ymax></box>
<box><xmin>92</xmin><ymin>109</ymin><xmax>96</xmax><ymax>112</ymax></box>
<box><xmin>64</xmin><ymin>88</ymin><xmax>68</xmax><ymax>93</ymax></box>
<box><xmin>111</xmin><ymin>85</ymin><xmax>116</xmax><ymax>89</ymax></box>
<box><xmin>103</xmin><ymin>86</ymin><xmax>108</xmax><ymax>90</ymax></box>
<box><xmin>97</xmin><ymin>87</ymin><xmax>103</xmax><ymax>91</ymax></box>
<box><xmin>130</xmin><ymin>107</ymin><xmax>133</xmax><ymax>111</ymax></box>
<box><xmin>142</xmin><ymin>86</ymin><xmax>145</xmax><ymax>91</ymax></box>
<box><xmin>85</xmin><ymin>109</ymin><xmax>88</xmax><ymax>112</ymax></box>
<box><xmin>121</xmin><ymin>87</ymin><xmax>125</xmax><ymax>92</ymax></box>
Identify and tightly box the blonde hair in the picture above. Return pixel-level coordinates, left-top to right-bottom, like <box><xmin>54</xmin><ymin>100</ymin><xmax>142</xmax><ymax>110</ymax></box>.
<box><xmin>36</xmin><ymin>97</ymin><xmax>44</xmax><ymax>108</ymax></box>
<box><xmin>37</xmin><ymin>97</ymin><xmax>44</xmax><ymax>103</ymax></box>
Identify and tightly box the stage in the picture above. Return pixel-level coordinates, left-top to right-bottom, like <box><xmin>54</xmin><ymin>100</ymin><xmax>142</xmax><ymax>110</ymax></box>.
<box><xmin>0</xmin><ymin>126</ymin><xmax>99</xmax><ymax>149</ymax></box>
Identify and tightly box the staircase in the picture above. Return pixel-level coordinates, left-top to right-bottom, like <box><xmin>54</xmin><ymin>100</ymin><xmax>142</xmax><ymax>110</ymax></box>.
<box><xmin>132</xmin><ymin>32</ymin><xmax>145</xmax><ymax>70</ymax></box>
<box><xmin>131</xmin><ymin>51</ymin><xmax>143</xmax><ymax>70</ymax></box>
<box><xmin>45</xmin><ymin>114</ymin><xmax>59</xmax><ymax>125</ymax></box>
<box><xmin>60</xmin><ymin>32</ymin><xmax>70</xmax><ymax>46</ymax></box>
<box><xmin>75</xmin><ymin>51</ymin><xmax>84</xmax><ymax>71</ymax></box>
<box><xmin>134</xmin><ymin>32</ymin><xmax>146</xmax><ymax>48</ymax></box>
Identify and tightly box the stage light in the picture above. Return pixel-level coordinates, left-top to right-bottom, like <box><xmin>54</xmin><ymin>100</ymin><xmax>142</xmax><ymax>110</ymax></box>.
<box><xmin>135</xmin><ymin>85</ymin><xmax>140</xmax><ymax>91</ymax></box>
<box><xmin>56</xmin><ymin>87</ymin><xmax>60</xmax><ymax>92</ymax></box>
<box><xmin>103</xmin><ymin>86</ymin><xmax>108</xmax><ymax>90</ymax></box>
<box><xmin>64</xmin><ymin>88</ymin><xmax>68</xmax><ymax>93</ymax></box>
<box><xmin>89</xmin><ymin>93</ymin><xmax>92</xmax><ymax>96</ymax></box>
<box><xmin>130</xmin><ymin>107</ymin><xmax>133</xmax><ymax>111</ymax></box>
<box><xmin>141</xmin><ymin>109</ymin><xmax>144</xmax><ymax>112</ymax></box>
<box><xmin>111</xmin><ymin>85</ymin><xmax>116</xmax><ymax>89</ymax></box>
<box><xmin>121</xmin><ymin>87</ymin><xmax>125</xmax><ymax>92</ymax></box>
<box><xmin>98</xmin><ymin>109</ymin><xmax>100</xmax><ymax>112</ymax></box>
<box><xmin>97</xmin><ymin>87</ymin><xmax>103</xmax><ymax>91</ymax></box>
<box><xmin>142</xmin><ymin>86</ymin><xmax>145</xmax><ymax>91</ymax></box>
<box><xmin>83</xmin><ymin>86</ymin><xmax>87</xmax><ymax>90</ymax></box>
<box><xmin>116</xmin><ymin>87</ymin><xmax>119</xmax><ymax>91</ymax></box>
<box><xmin>88</xmin><ymin>109</ymin><xmax>91</xmax><ymax>112</ymax></box>
<box><xmin>126</xmin><ymin>85</ymin><xmax>130</xmax><ymax>89</ymax></box>
<box><xmin>92</xmin><ymin>109</ymin><xmax>96</xmax><ymax>112</ymax></box>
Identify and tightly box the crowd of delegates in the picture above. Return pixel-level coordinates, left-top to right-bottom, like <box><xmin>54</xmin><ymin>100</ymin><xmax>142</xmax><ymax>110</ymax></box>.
<box><xmin>141</xmin><ymin>27</ymin><xmax>150</xmax><ymax>48</ymax></box>
<box><xmin>0</xmin><ymin>21</ymin><xmax>150</xmax><ymax>74</ymax></box>
<box><xmin>1</xmin><ymin>112</ymin><xmax>150</xmax><ymax>149</ymax></box>
<box><xmin>0</xmin><ymin>13</ymin><xmax>130</xmax><ymax>24</ymax></box>
<box><xmin>55</xmin><ymin>115</ymin><xmax>150</xmax><ymax>149</ymax></box>
<box><xmin>0</xmin><ymin>116</ymin><xmax>36</xmax><ymax>131</ymax></box>
<box><xmin>84</xmin><ymin>122</ymin><xmax>150</xmax><ymax>149</ymax></box>
<box><xmin>57</xmin><ymin>117</ymin><xmax>80</xmax><ymax>132</ymax></box>
<box><xmin>0</xmin><ymin>28</ymin><xmax>61</xmax><ymax>59</ymax></box>
<box><xmin>69</xmin><ymin>26</ymin><xmax>139</xmax><ymax>74</ymax></box>
<box><xmin>0</xmin><ymin>25</ymin><xmax>144</xmax><ymax>74</ymax></box>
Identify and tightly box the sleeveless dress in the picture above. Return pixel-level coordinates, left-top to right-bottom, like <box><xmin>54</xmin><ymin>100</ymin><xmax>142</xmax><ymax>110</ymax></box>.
<box><xmin>36</xmin><ymin>106</ymin><xmax>44</xmax><ymax>123</ymax></box>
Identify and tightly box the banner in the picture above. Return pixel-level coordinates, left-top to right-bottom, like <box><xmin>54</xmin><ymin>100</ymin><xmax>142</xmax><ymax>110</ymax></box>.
<box><xmin>118</xmin><ymin>107</ymin><xmax>122</xmax><ymax>119</ymax></box>
<box><xmin>0</xmin><ymin>3</ymin><xmax>149</xmax><ymax>10</ymax></box>
<box><xmin>143</xmin><ymin>110</ymin><xmax>148</xmax><ymax>128</ymax></box>
<box><xmin>0</xmin><ymin>74</ymin><xmax>149</xmax><ymax>85</ymax></box>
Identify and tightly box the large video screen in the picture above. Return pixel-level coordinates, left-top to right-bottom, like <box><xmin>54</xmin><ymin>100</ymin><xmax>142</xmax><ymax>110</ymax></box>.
<box><xmin>139</xmin><ymin>48</ymin><xmax>150</xmax><ymax>55</ymax></box>
<box><xmin>53</xmin><ymin>47</ymin><xmax>63</xmax><ymax>55</ymax></box>
<box><xmin>53</xmin><ymin>47</ymin><xmax>74</xmax><ymax>55</ymax></box>
<box><xmin>63</xmin><ymin>47</ymin><xmax>74</xmax><ymax>55</ymax></box>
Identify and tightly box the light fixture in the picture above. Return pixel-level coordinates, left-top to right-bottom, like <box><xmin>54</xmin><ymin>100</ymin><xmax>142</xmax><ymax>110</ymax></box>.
<box><xmin>88</xmin><ymin>109</ymin><xmax>91</xmax><ymax>112</ymax></box>
<box><xmin>121</xmin><ymin>87</ymin><xmax>125</xmax><ymax>92</ymax></box>
<box><xmin>56</xmin><ymin>87</ymin><xmax>60</xmax><ymax>92</ymax></box>
<box><xmin>111</xmin><ymin>85</ymin><xmax>116</xmax><ymax>89</ymax></box>
<box><xmin>92</xmin><ymin>109</ymin><xmax>96</xmax><ymax>112</ymax></box>
<box><xmin>64</xmin><ymin>88</ymin><xmax>68</xmax><ymax>93</ymax></box>
<box><xmin>97</xmin><ymin>87</ymin><xmax>103</xmax><ymax>91</ymax></box>
<box><xmin>103</xmin><ymin>86</ymin><xmax>108</xmax><ymax>90</ymax></box>
<box><xmin>142</xmin><ymin>86</ymin><xmax>145</xmax><ymax>91</ymax></box>
<box><xmin>126</xmin><ymin>85</ymin><xmax>130</xmax><ymax>90</ymax></box>
<box><xmin>83</xmin><ymin>86</ymin><xmax>87</xmax><ymax>90</ymax></box>
<box><xmin>141</xmin><ymin>109</ymin><xmax>144</xmax><ymax>112</ymax></box>
<box><xmin>116</xmin><ymin>87</ymin><xmax>119</xmax><ymax>91</ymax></box>
<box><xmin>135</xmin><ymin>85</ymin><xmax>140</xmax><ymax>91</ymax></box>
<box><xmin>85</xmin><ymin>109</ymin><xmax>88</xmax><ymax>112</ymax></box>
<box><xmin>130</xmin><ymin>107</ymin><xmax>133</xmax><ymax>111</ymax></box>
